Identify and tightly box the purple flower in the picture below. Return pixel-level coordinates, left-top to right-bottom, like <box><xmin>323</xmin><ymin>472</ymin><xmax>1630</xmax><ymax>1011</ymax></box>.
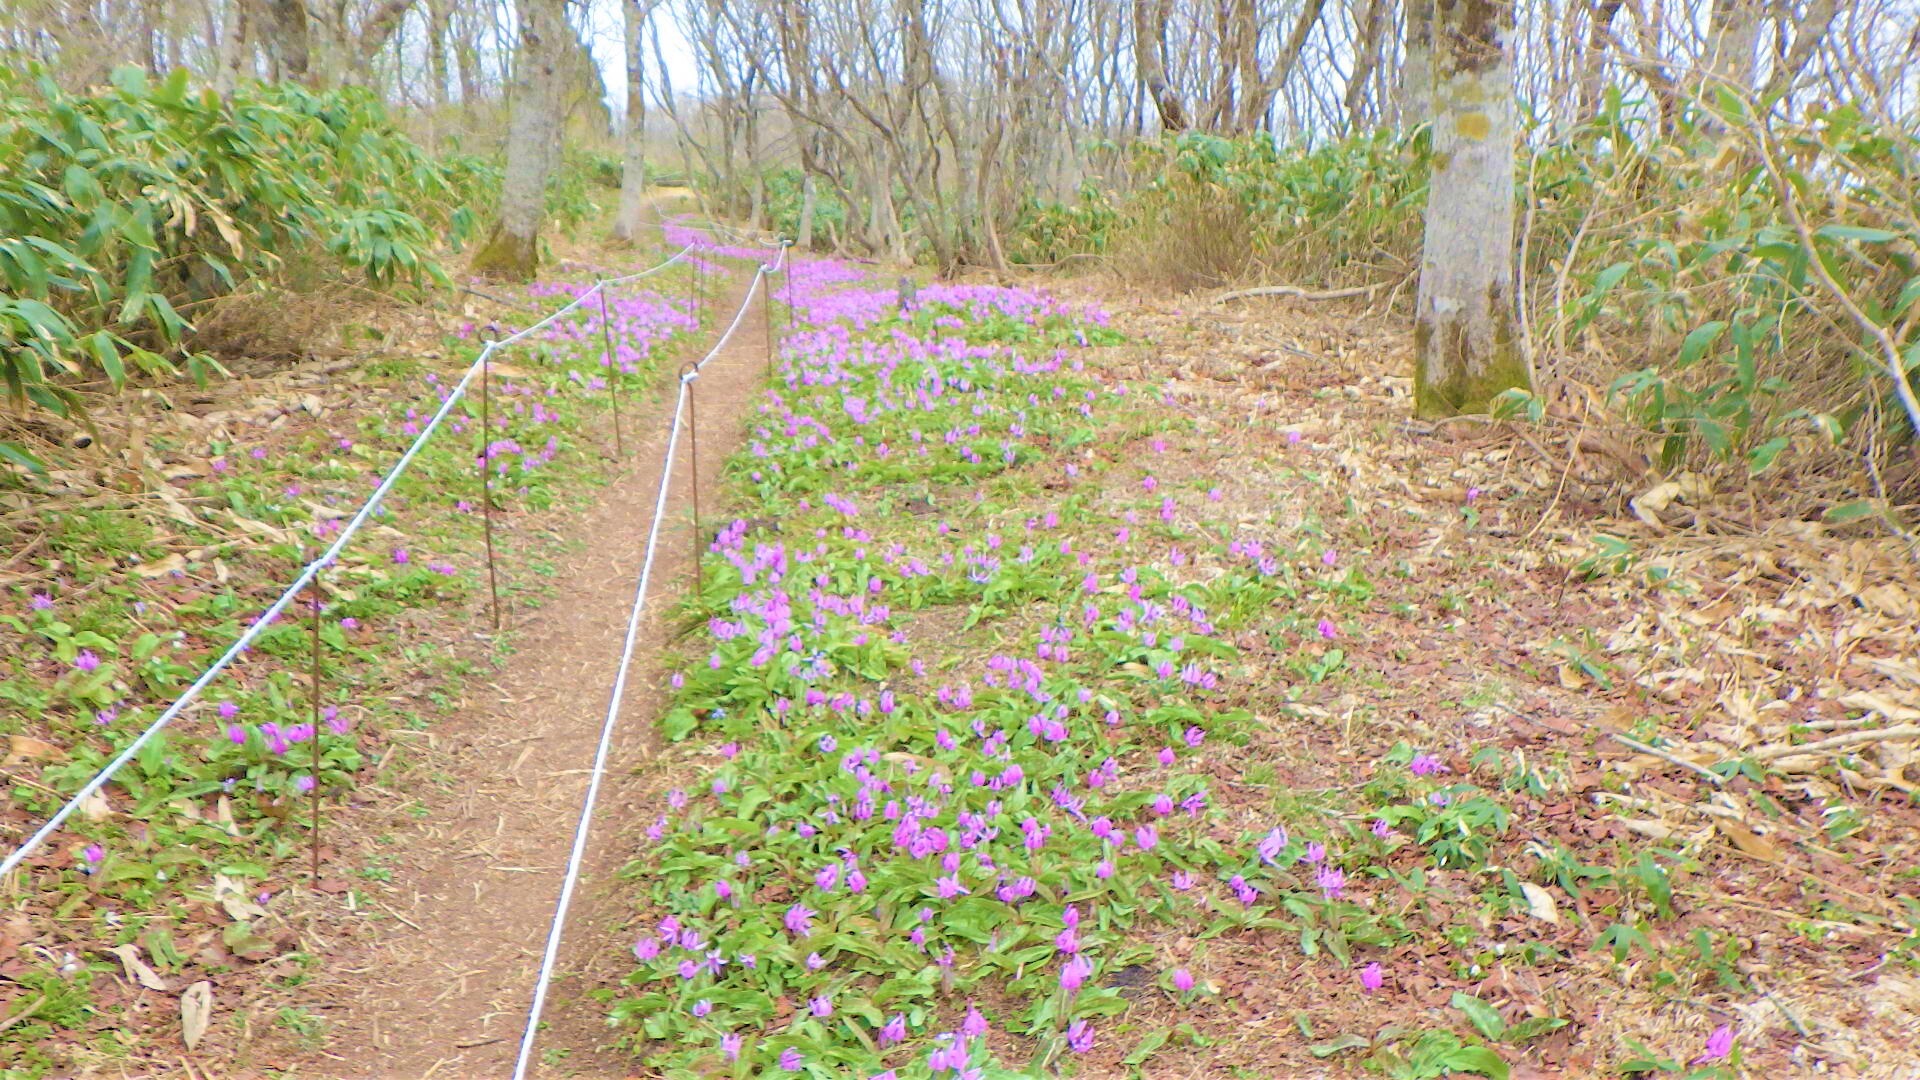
<box><xmin>962</xmin><ymin>1003</ymin><xmax>987</xmax><ymax>1038</ymax></box>
<box><xmin>809</xmin><ymin>995</ymin><xmax>832</xmax><ymax>1018</ymax></box>
<box><xmin>82</xmin><ymin>843</ymin><xmax>104</xmax><ymax>865</ymax></box>
<box><xmin>1316</xmin><ymin>617</ymin><xmax>1337</xmax><ymax>640</ymax></box>
<box><xmin>692</xmin><ymin>999</ymin><xmax>712</xmax><ymax>1018</ymax></box>
<box><xmin>1171</xmin><ymin>967</ymin><xmax>1194</xmax><ymax>992</ymax></box>
<box><xmin>29</xmin><ymin>593</ymin><xmax>53</xmax><ymax>611</ymax></box>
<box><xmin>1316</xmin><ymin>865</ymin><xmax>1346</xmax><ymax>899</ymax></box>
<box><xmin>1066</xmin><ymin>1019</ymin><xmax>1095</xmax><ymax>1053</ymax></box>
<box><xmin>294</xmin><ymin>774</ymin><xmax>317</xmax><ymax>793</ymax></box>
<box><xmin>935</xmin><ymin>874</ymin><xmax>969</xmax><ymax>899</ymax></box>
<box><xmin>880</xmin><ymin>1012</ymin><xmax>907</xmax><ymax>1046</ymax></box>
<box><xmin>73</xmin><ymin>650</ymin><xmax>101</xmax><ymax>672</ymax></box>
<box><xmin>1371</xmin><ymin>818</ymin><xmax>1392</xmax><ymax>838</ymax></box>
<box><xmin>779</xmin><ymin>1047</ymin><xmax>804</xmax><ymax>1071</ymax></box>
<box><xmin>1060</xmin><ymin>954</ymin><xmax>1093</xmax><ymax>992</ymax></box>
<box><xmin>1409</xmin><ymin>752</ymin><xmax>1446</xmax><ymax>777</ymax></box>
<box><xmin>632</xmin><ymin>937</ymin><xmax>660</xmax><ymax>961</ymax></box>
<box><xmin>805</xmin><ymin>951</ymin><xmax>826</xmax><ymax>971</ymax></box>
<box><xmin>1692</xmin><ymin>1024</ymin><xmax>1734</xmax><ymax>1064</ymax></box>
<box><xmin>226</xmin><ymin>724</ymin><xmax>246</xmax><ymax>745</ymax></box>
<box><xmin>1256</xmin><ymin>826</ymin><xmax>1288</xmax><ymax>865</ymax></box>
<box><xmin>1135</xmin><ymin>824</ymin><xmax>1158</xmax><ymax>850</ymax></box>
<box><xmin>1360</xmin><ymin>961</ymin><xmax>1383</xmax><ymax>993</ymax></box>
<box><xmin>1304</xmin><ymin>842</ymin><xmax>1326</xmax><ymax>865</ymax></box>
<box><xmin>721</xmin><ymin>1033</ymin><xmax>742</xmax><ymax>1061</ymax></box>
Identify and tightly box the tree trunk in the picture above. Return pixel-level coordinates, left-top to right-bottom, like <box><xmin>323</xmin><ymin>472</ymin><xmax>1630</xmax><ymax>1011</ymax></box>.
<box><xmin>1763</xmin><ymin>0</ymin><xmax>1838</xmax><ymax>103</ymax></box>
<box><xmin>1345</xmin><ymin>0</ymin><xmax>1387</xmax><ymax>132</ymax></box>
<box><xmin>1401</xmin><ymin>0</ymin><xmax>1434</xmax><ymax>127</ymax></box>
<box><xmin>258</xmin><ymin>0</ymin><xmax>310</xmax><ymax>84</ymax></box>
<box><xmin>217</xmin><ymin>0</ymin><xmax>250</xmax><ymax>91</ymax></box>
<box><xmin>797</xmin><ymin>171</ymin><xmax>817</xmax><ymax>248</ymax></box>
<box><xmin>425</xmin><ymin>0</ymin><xmax>452</xmax><ymax>108</ymax></box>
<box><xmin>1706</xmin><ymin>0</ymin><xmax>1765</xmax><ymax>94</ymax></box>
<box><xmin>613</xmin><ymin>0</ymin><xmax>660</xmax><ymax>242</ymax></box>
<box><xmin>1131</xmin><ymin>0</ymin><xmax>1185</xmax><ymax>131</ymax></box>
<box><xmin>471</xmin><ymin>0</ymin><xmax>566</xmax><ymax>281</ymax></box>
<box><xmin>1577</xmin><ymin>0</ymin><xmax>1625</xmax><ymax>119</ymax></box>
<box><xmin>1414</xmin><ymin>0</ymin><xmax>1529</xmax><ymax>418</ymax></box>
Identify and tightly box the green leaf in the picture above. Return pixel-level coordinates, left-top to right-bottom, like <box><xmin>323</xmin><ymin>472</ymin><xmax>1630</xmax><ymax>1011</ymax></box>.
<box><xmin>1746</xmin><ymin>436</ymin><xmax>1789</xmax><ymax>475</ymax></box>
<box><xmin>1121</xmin><ymin>1027</ymin><xmax>1170</xmax><ymax>1066</ymax></box>
<box><xmin>1439</xmin><ymin>1044</ymin><xmax>1510</xmax><ymax>1079</ymax></box>
<box><xmin>1306</xmin><ymin>1033</ymin><xmax>1372</xmax><ymax>1057</ymax></box>
<box><xmin>1823</xmin><ymin>499</ymin><xmax>1880</xmax><ymax>523</ymax></box>
<box><xmin>0</xmin><ymin>441</ymin><xmax>47</xmax><ymax>475</ymax></box>
<box><xmin>1676</xmin><ymin>321</ymin><xmax>1727</xmax><ymax>369</ymax></box>
<box><xmin>1816</xmin><ymin>224</ymin><xmax>1900</xmax><ymax>244</ymax></box>
<box><xmin>1450</xmin><ymin>992</ymin><xmax>1506</xmax><ymax>1042</ymax></box>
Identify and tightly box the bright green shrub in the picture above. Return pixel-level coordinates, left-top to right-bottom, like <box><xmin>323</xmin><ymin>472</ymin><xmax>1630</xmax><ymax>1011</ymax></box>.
<box><xmin>0</xmin><ymin>65</ymin><xmax>496</xmax><ymax>425</ymax></box>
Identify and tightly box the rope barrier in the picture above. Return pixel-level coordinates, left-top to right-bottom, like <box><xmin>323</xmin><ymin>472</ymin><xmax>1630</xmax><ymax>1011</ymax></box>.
<box><xmin>510</xmin><ymin>242</ymin><xmax>785</xmax><ymax>1080</ymax></box>
<box><xmin>0</xmin><ymin>243</ymin><xmax>696</xmax><ymax>881</ymax></box>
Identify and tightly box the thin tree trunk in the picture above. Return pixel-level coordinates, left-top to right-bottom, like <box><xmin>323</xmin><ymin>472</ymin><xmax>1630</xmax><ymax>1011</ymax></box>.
<box><xmin>1402</xmin><ymin>0</ymin><xmax>1434</xmax><ymax>127</ymax></box>
<box><xmin>1763</xmin><ymin>0</ymin><xmax>1838</xmax><ymax>103</ymax></box>
<box><xmin>1345</xmin><ymin>0</ymin><xmax>1387</xmax><ymax>131</ymax></box>
<box><xmin>1577</xmin><ymin>0</ymin><xmax>1625</xmax><ymax>119</ymax></box>
<box><xmin>797</xmin><ymin>170</ymin><xmax>817</xmax><ymax>248</ymax></box>
<box><xmin>614</xmin><ymin>0</ymin><xmax>660</xmax><ymax>242</ymax></box>
<box><xmin>1414</xmin><ymin>0</ymin><xmax>1529</xmax><ymax>418</ymax></box>
<box><xmin>426</xmin><ymin>0</ymin><xmax>452</xmax><ymax>109</ymax></box>
<box><xmin>1132</xmin><ymin>0</ymin><xmax>1185</xmax><ymax>131</ymax></box>
<box><xmin>1706</xmin><ymin>0</ymin><xmax>1765</xmax><ymax>93</ymax></box>
<box><xmin>471</xmin><ymin>0</ymin><xmax>566</xmax><ymax>280</ymax></box>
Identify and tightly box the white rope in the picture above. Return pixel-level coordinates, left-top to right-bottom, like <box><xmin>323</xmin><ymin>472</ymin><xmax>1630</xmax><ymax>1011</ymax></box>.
<box><xmin>511</xmin><ymin>250</ymin><xmax>781</xmax><ymax>1077</ymax></box>
<box><xmin>0</xmin><ymin>246</ymin><xmax>694</xmax><ymax>880</ymax></box>
<box><xmin>509</xmin><ymin>378</ymin><xmax>688</xmax><ymax>1080</ymax></box>
<box><xmin>599</xmin><ymin>243</ymin><xmax>695</xmax><ymax>286</ymax></box>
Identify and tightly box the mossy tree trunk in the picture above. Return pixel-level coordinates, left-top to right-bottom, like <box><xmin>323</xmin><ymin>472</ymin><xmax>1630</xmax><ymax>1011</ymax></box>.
<box><xmin>1413</xmin><ymin>0</ymin><xmax>1530</xmax><ymax>419</ymax></box>
<box><xmin>471</xmin><ymin>0</ymin><xmax>565</xmax><ymax>281</ymax></box>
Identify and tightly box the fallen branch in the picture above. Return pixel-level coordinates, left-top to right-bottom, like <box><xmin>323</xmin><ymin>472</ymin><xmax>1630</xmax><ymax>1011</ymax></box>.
<box><xmin>1211</xmin><ymin>282</ymin><xmax>1381</xmax><ymax>305</ymax></box>
<box><xmin>1608</xmin><ymin>732</ymin><xmax>1728</xmax><ymax>785</ymax></box>
<box><xmin>1751</xmin><ymin>724</ymin><xmax>1920</xmax><ymax>763</ymax></box>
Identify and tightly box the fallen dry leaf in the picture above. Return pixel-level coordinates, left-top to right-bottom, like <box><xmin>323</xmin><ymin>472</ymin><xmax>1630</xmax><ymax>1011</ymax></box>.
<box><xmin>180</xmin><ymin>980</ymin><xmax>212</xmax><ymax>1049</ymax></box>
<box><xmin>1520</xmin><ymin>882</ymin><xmax>1562</xmax><ymax>925</ymax></box>
<box><xmin>133</xmin><ymin>552</ymin><xmax>187</xmax><ymax>578</ymax></box>
<box><xmin>2</xmin><ymin>734</ymin><xmax>65</xmax><ymax>767</ymax></box>
<box><xmin>212</xmin><ymin>874</ymin><xmax>268</xmax><ymax>921</ymax></box>
<box><xmin>1715</xmin><ymin>818</ymin><xmax>1783</xmax><ymax>862</ymax></box>
<box><xmin>108</xmin><ymin>943</ymin><xmax>169</xmax><ymax>991</ymax></box>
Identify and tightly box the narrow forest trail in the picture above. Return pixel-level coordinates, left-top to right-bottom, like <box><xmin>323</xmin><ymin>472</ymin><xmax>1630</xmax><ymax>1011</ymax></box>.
<box><xmin>281</xmin><ymin>273</ymin><xmax>776</xmax><ymax>1079</ymax></box>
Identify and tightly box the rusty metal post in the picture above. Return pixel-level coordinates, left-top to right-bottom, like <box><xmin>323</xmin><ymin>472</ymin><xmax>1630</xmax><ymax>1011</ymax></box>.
<box><xmin>762</xmin><ymin>270</ymin><xmax>773</xmax><ymax>378</ymax></box>
<box><xmin>478</xmin><ymin>328</ymin><xmax>503</xmax><ymax>630</ymax></box>
<box><xmin>596</xmin><ymin>283</ymin><xmax>625</xmax><ymax>460</ymax></box>
<box><xmin>308</xmin><ymin>573</ymin><xmax>324</xmax><ymax>883</ymax></box>
<box><xmin>679</xmin><ymin>361</ymin><xmax>703</xmax><ymax>598</ymax></box>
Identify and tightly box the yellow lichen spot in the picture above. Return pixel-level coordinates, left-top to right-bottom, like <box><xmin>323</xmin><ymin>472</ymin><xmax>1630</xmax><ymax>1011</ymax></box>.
<box><xmin>1456</xmin><ymin>112</ymin><xmax>1491</xmax><ymax>141</ymax></box>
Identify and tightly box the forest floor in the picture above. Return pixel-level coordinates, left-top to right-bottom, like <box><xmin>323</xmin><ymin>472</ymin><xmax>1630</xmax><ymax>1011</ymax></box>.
<box><xmin>6</xmin><ymin>231</ymin><xmax>1920</xmax><ymax>1080</ymax></box>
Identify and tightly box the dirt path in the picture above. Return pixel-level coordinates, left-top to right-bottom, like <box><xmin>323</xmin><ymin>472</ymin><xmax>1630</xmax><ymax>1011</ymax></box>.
<box><xmin>297</xmin><ymin>274</ymin><xmax>774</xmax><ymax>1079</ymax></box>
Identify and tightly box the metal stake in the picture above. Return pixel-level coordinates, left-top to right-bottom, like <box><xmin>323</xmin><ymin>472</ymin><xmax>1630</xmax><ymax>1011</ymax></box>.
<box><xmin>679</xmin><ymin>360</ymin><xmax>703</xmax><ymax>599</ymax></box>
<box><xmin>596</xmin><ymin>283</ymin><xmax>625</xmax><ymax>460</ymax></box>
<box><xmin>762</xmin><ymin>270</ymin><xmax>773</xmax><ymax>378</ymax></box>
<box><xmin>308</xmin><ymin>574</ymin><xmax>324</xmax><ymax>883</ymax></box>
<box><xmin>478</xmin><ymin>329</ymin><xmax>502</xmax><ymax>630</ymax></box>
